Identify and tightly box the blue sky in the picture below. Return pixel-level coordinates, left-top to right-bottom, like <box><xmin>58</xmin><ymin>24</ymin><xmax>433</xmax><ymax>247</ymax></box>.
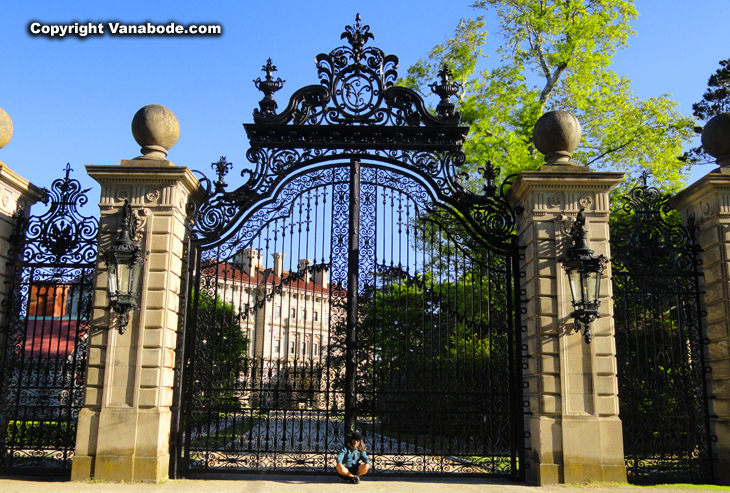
<box><xmin>1</xmin><ymin>0</ymin><xmax>728</xmax><ymax>198</ymax></box>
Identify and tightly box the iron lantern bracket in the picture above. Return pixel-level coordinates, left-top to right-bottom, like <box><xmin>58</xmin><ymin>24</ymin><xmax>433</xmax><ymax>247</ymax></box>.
<box><xmin>563</xmin><ymin>208</ymin><xmax>609</xmax><ymax>344</ymax></box>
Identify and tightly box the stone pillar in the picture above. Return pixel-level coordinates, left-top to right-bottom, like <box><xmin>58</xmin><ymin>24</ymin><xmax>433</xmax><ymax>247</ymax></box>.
<box><xmin>0</xmin><ymin>109</ymin><xmax>47</xmax><ymax>345</ymax></box>
<box><xmin>71</xmin><ymin>105</ymin><xmax>202</xmax><ymax>483</ymax></box>
<box><xmin>668</xmin><ymin>112</ymin><xmax>730</xmax><ymax>485</ymax></box>
<box><xmin>507</xmin><ymin>111</ymin><xmax>626</xmax><ymax>484</ymax></box>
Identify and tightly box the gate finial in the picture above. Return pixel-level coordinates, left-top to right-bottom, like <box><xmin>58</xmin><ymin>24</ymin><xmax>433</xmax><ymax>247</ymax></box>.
<box><xmin>341</xmin><ymin>13</ymin><xmax>374</xmax><ymax>59</ymax></box>
<box><xmin>639</xmin><ymin>169</ymin><xmax>650</xmax><ymax>187</ymax></box>
<box><xmin>212</xmin><ymin>156</ymin><xmax>232</xmax><ymax>192</ymax></box>
<box><xmin>131</xmin><ymin>104</ymin><xmax>180</xmax><ymax>160</ymax></box>
<box><xmin>254</xmin><ymin>58</ymin><xmax>285</xmax><ymax>117</ymax></box>
<box><xmin>430</xmin><ymin>64</ymin><xmax>461</xmax><ymax>119</ymax></box>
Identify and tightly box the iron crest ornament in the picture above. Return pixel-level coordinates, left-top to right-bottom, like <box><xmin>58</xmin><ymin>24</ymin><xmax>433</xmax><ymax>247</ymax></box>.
<box><xmin>610</xmin><ymin>171</ymin><xmax>700</xmax><ymax>274</ymax></box>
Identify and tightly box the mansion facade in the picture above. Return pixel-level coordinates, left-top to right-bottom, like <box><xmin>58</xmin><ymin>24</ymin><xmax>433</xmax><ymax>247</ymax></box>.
<box><xmin>207</xmin><ymin>248</ymin><xmax>333</xmax><ymax>364</ymax></box>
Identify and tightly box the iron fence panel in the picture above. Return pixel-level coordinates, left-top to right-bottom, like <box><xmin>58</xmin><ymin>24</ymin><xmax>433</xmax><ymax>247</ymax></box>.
<box><xmin>0</xmin><ymin>164</ymin><xmax>97</xmax><ymax>474</ymax></box>
<box><xmin>611</xmin><ymin>177</ymin><xmax>713</xmax><ymax>483</ymax></box>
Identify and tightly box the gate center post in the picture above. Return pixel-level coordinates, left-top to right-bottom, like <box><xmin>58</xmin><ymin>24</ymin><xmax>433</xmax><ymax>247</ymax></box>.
<box><xmin>345</xmin><ymin>157</ymin><xmax>360</xmax><ymax>435</ymax></box>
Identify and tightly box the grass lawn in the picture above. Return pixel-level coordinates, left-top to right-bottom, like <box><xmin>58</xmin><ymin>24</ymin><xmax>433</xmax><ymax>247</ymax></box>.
<box><xmin>189</xmin><ymin>420</ymin><xmax>253</xmax><ymax>450</ymax></box>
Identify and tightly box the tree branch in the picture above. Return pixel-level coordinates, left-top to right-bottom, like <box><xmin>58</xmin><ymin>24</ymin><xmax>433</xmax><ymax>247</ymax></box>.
<box><xmin>538</xmin><ymin>62</ymin><xmax>568</xmax><ymax>107</ymax></box>
<box><xmin>585</xmin><ymin>139</ymin><xmax>636</xmax><ymax>165</ymax></box>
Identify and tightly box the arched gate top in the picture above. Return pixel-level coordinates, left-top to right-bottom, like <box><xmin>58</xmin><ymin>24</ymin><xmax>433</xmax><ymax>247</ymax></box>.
<box><xmin>192</xmin><ymin>15</ymin><xmax>520</xmax><ymax>252</ymax></box>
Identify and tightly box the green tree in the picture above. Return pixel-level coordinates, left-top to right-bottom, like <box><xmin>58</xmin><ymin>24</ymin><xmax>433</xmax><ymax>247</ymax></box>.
<box><xmin>347</xmin><ymin>259</ymin><xmax>511</xmax><ymax>439</ymax></box>
<box><xmin>402</xmin><ymin>0</ymin><xmax>695</xmax><ymax>189</ymax></box>
<box><xmin>195</xmin><ymin>289</ymin><xmax>250</xmax><ymax>407</ymax></box>
<box><xmin>682</xmin><ymin>58</ymin><xmax>730</xmax><ymax>165</ymax></box>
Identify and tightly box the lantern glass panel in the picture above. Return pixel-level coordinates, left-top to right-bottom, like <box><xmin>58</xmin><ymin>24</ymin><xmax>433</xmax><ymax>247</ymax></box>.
<box><xmin>567</xmin><ymin>268</ymin><xmax>580</xmax><ymax>304</ymax></box>
<box><xmin>128</xmin><ymin>260</ymin><xmax>142</xmax><ymax>296</ymax></box>
<box><xmin>107</xmin><ymin>262</ymin><xmax>118</xmax><ymax>297</ymax></box>
<box><xmin>587</xmin><ymin>270</ymin><xmax>601</xmax><ymax>301</ymax></box>
<box><xmin>117</xmin><ymin>262</ymin><xmax>132</xmax><ymax>294</ymax></box>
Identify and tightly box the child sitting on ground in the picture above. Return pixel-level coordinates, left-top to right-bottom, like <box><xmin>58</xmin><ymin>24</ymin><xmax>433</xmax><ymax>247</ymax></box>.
<box><xmin>335</xmin><ymin>431</ymin><xmax>370</xmax><ymax>484</ymax></box>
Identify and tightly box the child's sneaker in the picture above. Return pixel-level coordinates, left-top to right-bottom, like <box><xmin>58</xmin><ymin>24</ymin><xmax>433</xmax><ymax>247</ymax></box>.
<box><xmin>351</xmin><ymin>476</ymin><xmax>360</xmax><ymax>484</ymax></box>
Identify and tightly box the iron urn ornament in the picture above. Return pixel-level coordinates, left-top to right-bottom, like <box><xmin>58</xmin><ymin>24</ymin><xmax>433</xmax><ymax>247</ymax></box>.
<box><xmin>254</xmin><ymin>58</ymin><xmax>285</xmax><ymax>117</ymax></box>
<box><xmin>429</xmin><ymin>64</ymin><xmax>461</xmax><ymax>118</ymax></box>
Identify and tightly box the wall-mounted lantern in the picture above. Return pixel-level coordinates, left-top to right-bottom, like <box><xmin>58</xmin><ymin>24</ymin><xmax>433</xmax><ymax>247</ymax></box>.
<box><xmin>563</xmin><ymin>208</ymin><xmax>607</xmax><ymax>343</ymax></box>
<box><xmin>103</xmin><ymin>200</ymin><xmax>145</xmax><ymax>334</ymax></box>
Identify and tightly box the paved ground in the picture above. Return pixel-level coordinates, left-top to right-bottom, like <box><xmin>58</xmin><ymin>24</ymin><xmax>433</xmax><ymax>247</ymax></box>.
<box><xmin>0</xmin><ymin>475</ymin><xmax>722</xmax><ymax>493</ymax></box>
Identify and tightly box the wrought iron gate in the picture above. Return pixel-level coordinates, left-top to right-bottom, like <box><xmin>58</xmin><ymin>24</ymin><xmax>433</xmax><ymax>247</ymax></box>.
<box><xmin>175</xmin><ymin>16</ymin><xmax>524</xmax><ymax>479</ymax></box>
<box><xmin>0</xmin><ymin>165</ymin><xmax>97</xmax><ymax>474</ymax></box>
<box><xmin>611</xmin><ymin>177</ymin><xmax>714</xmax><ymax>483</ymax></box>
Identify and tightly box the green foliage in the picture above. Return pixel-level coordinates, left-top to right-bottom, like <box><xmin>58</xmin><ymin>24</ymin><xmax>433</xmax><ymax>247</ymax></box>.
<box><xmin>195</xmin><ymin>290</ymin><xmax>250</xmax><ymax>407</ymax></box>
<box><xmin>5</xmin><ymin>420</ymin><xmax>76</xmax><ymax>448</ymax></box>
<box><xmin>334</xmin><ymin>254</ymin><xmax>510</xmax><ymax>438</ymax></box>
<box><xmin>683</xmin><ymin>58</ymin><xmax>730</xmax><ymax>165</ymax></box>
<box><xmin>402</xmin><ymin>0</ymin><xmax>695</xmax><ymax>190</ymax></box>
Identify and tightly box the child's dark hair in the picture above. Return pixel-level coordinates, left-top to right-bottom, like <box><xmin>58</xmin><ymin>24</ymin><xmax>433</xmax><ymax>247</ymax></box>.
<box><xmin>348</xmin><ymin>432</ymin><xmax>366</xmax><ymax>451</ymax></box>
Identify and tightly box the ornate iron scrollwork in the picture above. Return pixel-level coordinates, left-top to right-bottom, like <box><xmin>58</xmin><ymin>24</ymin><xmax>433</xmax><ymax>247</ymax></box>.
<box><xmin>193</xmin><ymin>16</ymin><xmax>519</xmax><ymax>251</ymax></box>
<box><xmin>1</xmin><ymin>164</ymin><xmax>97</xmax><ymax>472</ymax></box>
<box><xmin>17</xmin><ymin>163</ymin><xmax>98</xmax><ymax>265</ymax></box>
<box><xmin>611</xmin><ymin>174</ymin><xmax>713</xmax><ymax>483</ymax></box>
<box><xmin>181</xmin><ymin>19</ymin><xmax>525</xmax><ymax>479</ymax></box>
<box><xmin>610</xmin><ymin>173</ymin><xmax>700</xmax><ymax>274</ymax></box>
<box><xmin>251</xmin><ymin>14</ymin><xmax>459</xmax><ymax>128</ymax></box>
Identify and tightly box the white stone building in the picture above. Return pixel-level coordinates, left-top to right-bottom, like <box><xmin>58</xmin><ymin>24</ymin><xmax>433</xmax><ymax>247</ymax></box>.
<box><xmin>206</xmin><ymin>248</ymin><xmax>333</xmax><ymax>363</ymax></box>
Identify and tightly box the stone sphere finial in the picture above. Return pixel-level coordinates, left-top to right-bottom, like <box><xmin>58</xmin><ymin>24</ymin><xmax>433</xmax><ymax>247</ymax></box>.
<box><xmin>532</xmin><ymin>110</ymin><xmax>582</xmax><ymax>165</ymax></box>
<box><xmin>0</xmin><ymin>108</ymin><xmax>14</xmax><ymax>150</ymax></box>
<box><xmin>701</xmin><ymin>112</ymin><xmax>730</xmax><ymax>167</ymax></box>
<box><xmin>131</xmin><ymin>104</ymin><xmax>180</xmax><ymax>160</ymax></box>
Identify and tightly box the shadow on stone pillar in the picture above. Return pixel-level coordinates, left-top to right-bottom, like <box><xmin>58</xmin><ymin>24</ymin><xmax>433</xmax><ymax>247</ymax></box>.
<box><xmin>507</xmin><ymin>110</ymin><xmax>626</xmax><ymax>484</ymax></box>
<box><xmin>71</xmin><ymin>105</ymin><xmax>203</xmax><ymax>483</ymax></box>
<box><xmin>669</xmin><ymin>111</ymin><xmax>730</xmax><ymax>485</ymax></box>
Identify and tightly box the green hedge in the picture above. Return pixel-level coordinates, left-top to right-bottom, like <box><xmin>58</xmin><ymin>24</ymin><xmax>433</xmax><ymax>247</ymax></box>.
<box><xmin>4</xmin><ymin>420</ymin><xmax>76</xmax><ymax>448</ymax></box>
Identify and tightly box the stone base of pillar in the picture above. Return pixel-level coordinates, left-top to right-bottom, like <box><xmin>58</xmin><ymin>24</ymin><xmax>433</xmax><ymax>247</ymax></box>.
<box><xmin>72</xmin><ymin>409</ymin><xmax>172</xmax><ymax>483</ymax></box>
<box><xmin>528</xmin><ymin>416</ymin><xmax>627</xmax><ymax>484</ymax></box>
<box><xmin>527</xmin><ymin>416</ymin><xmax>561</xmax><ymax>484</ymax></box>
<box><xmin>562</xmin><ymin>416</ymin><xmax>626</xmax><ymax>484</ymax></box>
<box><xmin>71</xmin><ymin>408</ymin><xmax>100</xmax><ymax>481</ymax></box>
<box><xmin>93</xmin><ymin>454</ymin><xmax>169</xmax><ymax>483</ymax></box>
